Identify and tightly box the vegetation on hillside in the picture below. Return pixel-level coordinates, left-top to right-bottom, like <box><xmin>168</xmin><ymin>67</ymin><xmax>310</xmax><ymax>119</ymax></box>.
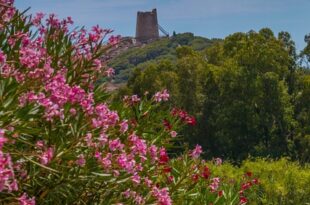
<box><xmin>121</xmin><ymin>28</ymin><xmax>310</xmax><ymax>163</ymax></box>
<box><xmin>109</xmin><ymin>33</ymin><xmax>221</xmax><ymax>82</ymax></box>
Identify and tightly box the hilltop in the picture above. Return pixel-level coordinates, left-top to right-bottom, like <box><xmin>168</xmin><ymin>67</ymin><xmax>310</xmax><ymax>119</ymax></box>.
<box><xmin>108</xmin><ymin>32</ymin><xmax>222</xmax><ymax>83</ymax></box>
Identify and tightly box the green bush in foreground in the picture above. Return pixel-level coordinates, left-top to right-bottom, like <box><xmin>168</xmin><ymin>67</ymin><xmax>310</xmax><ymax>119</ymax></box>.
<box><xmin>208</xmin><ymin>158</ymin><xmax>310</xmax><ymax>205</ymax></box>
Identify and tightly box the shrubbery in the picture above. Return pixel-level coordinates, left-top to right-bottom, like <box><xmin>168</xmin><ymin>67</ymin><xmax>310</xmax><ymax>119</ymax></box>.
<box><xmin>209</xmin><ymin>158</ymin><xmax>310</xmax><ymax>204</ymax></box>
<box><xmin>0</xmin><ymin>1</ymin><xmax>257</xmax><ymax>204</ymax></box>
<box><xmin>1</xmin><ymin>2</ymin><xmax>309</xmax><ymax>205</ymax></box>
<box><xmin>126</xmin><ymin>33</ymin><xmax>310</xmax><ymax>162</ymax></box>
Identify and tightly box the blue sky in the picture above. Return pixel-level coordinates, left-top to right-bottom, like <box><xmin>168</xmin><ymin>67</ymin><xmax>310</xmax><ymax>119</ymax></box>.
<box><xmin>15</xmin><ymin>0</ymin><xmax>310</xmax><ymax>50</ymax></box>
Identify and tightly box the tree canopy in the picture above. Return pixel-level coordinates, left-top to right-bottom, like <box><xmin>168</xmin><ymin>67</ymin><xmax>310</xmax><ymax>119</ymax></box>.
<box><xmin>122</xmin><ymin>28</ymin><xmax>310</xmax><ymax>162</ymax></box>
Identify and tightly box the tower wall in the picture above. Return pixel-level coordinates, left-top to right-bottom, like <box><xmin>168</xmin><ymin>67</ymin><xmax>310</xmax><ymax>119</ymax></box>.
<box><xmin>135</xmin><ymin>9</ymin><xmax>159</xmax><ymax>42</ymax></box>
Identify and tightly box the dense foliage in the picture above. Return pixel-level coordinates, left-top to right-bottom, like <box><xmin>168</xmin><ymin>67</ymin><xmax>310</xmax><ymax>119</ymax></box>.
<box><xmin>209</xmin><ymin>158</ymin><xmax>310</xmax><ymax>204</ymax></box>
<box><xmin>124</xmin><ymin>29</ymin><xmax>310</xmax><ymax>163</ymax></box>
<box><xmin>109</xmin><ymin>33</ymin><xmax>221</xmax><ymax>82</ymax></box>
<box><xmin>0</xmin><ymin>2</ymin><xmax>260</xmax><ymax>205</ymax></box>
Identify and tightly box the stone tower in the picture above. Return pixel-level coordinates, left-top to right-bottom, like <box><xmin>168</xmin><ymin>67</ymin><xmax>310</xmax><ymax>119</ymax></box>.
<box><xmin>135</xmin><ymin>9</ymin><xmax>159</xmax><ymax>42</ymax></box>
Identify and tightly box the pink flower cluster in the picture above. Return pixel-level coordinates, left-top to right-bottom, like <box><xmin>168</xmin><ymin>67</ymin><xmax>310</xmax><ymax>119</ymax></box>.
<box><xmin>35</xmin><ymin>141</ymin><xmax>54</xmax><ymax>165</ymax></box>
<box><xmin>18</xmin><ymin>71</ymin><xmax>95</xmax><ymax>121</ymax></box>
<box><xmin>0</xmin><ymin>129</ymin><xmax>18</xmax><ymax>192</ymax></box>
<box><xmin>0</xmin><ymin>50</ymin><xmax>6</xmax><ymax>65</ymax></box>
<box><xmin>152</xmin><ymin>186</ymin><xmax>172</xmax><ymax>205</ymax></box>
<box><xmin>128</xmin><ymin>133</ymin><xmax>147</xmax><ymax>156</ymax></box>
<box><xmin>1</xmin><ymin>129</ymin><xmax>36</xmax><ymax>203</ymax></box>
<box><xmin>209</xmin><ymin>177</ymin><xmax>220</xmax><ymax>192</ymax></box>
<box><xmin>154</xmin><ymin>89</ymin><xmax>170</xmax><ymax>102</ymax></box>
<box><xmin>190</xmin><ymin>144</ymin><xmax>203</xmax><ymax>159</ymax></box>
<box><xmin>18</xmin><ymin>193</ymin><xmax>35</xmax><ymax>205</ymax></box>
<box><xmin>123</xmin><ymin>95</ymin><xmax>141</xmax><ymax>106</ymax></box>
<box><xmin>31</xmin><ymin>12</ymin><xmax>45</xmax><ymax>26</ymax></box>
<box><xmin>0</xmin><ymin>0</ymin><xmax>16</xmax><ymax>28</ymax></box>
<box><xmin>39</xmin><ymin>147</ymin><xmax>54</xmax><ymax>165</ymax></box>
<box><xmin>171</xmin><ymin>108</ymin><xmax>197</xmax><ymax>126</ymax></box>
<box><xmin>108</xmin><ymin>35</ymin><xmax>121</xmax><ymax>46</ymax></box>
<box><xmin>122</xmin><ymin>189</ymin><xmax>145</xmax><ymax>205</ymax></box>
<box><xmin>116</xmin><ymin>153</ymin><xmax>136</xmax><ymax>173</ymax></box>
<box><xmin>2</xmin><ymin>13</ymin><xmax>118</xmax><ymax>122</ymax></box>
<box><xmin>76</xmin><ymin>154</ymin><xmax>86</xmax><ymax>167</ymax></box>
<box><xmin>92</xmin><ymin>103</ymin><xmax>119</xmax><ymax>128</ymax></box>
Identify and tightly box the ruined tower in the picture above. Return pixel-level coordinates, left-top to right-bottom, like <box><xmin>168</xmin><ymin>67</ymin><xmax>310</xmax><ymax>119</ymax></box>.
<box><xmin>135</xmin><ymin>9</ymin><xmax>159</xmax><ymax>42</ymax></box>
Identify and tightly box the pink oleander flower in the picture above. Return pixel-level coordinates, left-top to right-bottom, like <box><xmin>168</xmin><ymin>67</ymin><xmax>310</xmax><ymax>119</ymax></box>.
<box><xmin>209</xmin><ymin>177</ymin><xmax>220</xmax><ymax>192</ymax></box>
<box><xmin>76</xmin><ymin>154</ymin><xmax>86</xmax><ymax>167</ymax></box>
<box><xmin>35</xmin><ymin>140</ymin><xmax>44</xmax><ymax>148</ymax></box>
<box><xmin>134</xmin><ymin>194</ymin><xmax>145</xmax><ymax>205</ymax></box>
<box><xmin>154</xmin><ymin>93</ymin><xmax>161</xmax><ymax>102</ymax></box>
<box><xmin>190</xmin><ymin>145</ymin><xmax>203</xmax><ymax>159</ymax></box>
<box><xmin>93</xmin><ymin>103</ymin><xmax>119</xmax><ymax>127</ymax></box>
<box><xmin>148</xmin><ymin>145</ymin><xmax>158</xmax><ymax>162</ymax></box>
<box><xmin>100</xmin><ymin>153</ymin><xmax>112</xmax><ymax>169</ymax></box>
<box><xmin>0</xmin><ymin>50</ymin><xmax>6</xmax><ymax>64</ymax></box>
<box><xmin>109</xmin><ymin>138</ymin><xmax>124</xmax><ymax>151</ymax></box>
<box><xmin>128</xmin><ymin>134</ymin><xmax>147</xmax><ymax>156</ymax></box>
<box><xmin>144</xmin><ymin>177</ymin><xmax>153</xmax><ymax>188</ymax></box>
<box><xmin>159</xmin><ymin>147</ymin><xmax>169</xmax><ymax>165</ymax></box>
<box><xmin>84</xmin><ymin>133</ymin><xmax>93</xmax><ymax>147</ymax></box>
<box><xmin>0</xmin><ymin>150</ymin><xmax>18</xmax><ymax>192</ymax></box>
<box><xmin>18</xmin><ymin>193</ymin><xmax>35</xmax><ymax>205</ymax></box>
<box><xmin>32</xmin><ymin>12</ymin><xmax>45</xmax><ymax>26</ymax></box>
<box><xmin>40</xmin><ymin>147</ymin><xmax>54</xmax><ymax>165</ymax></box>
<box><xmin>214</xmin><ymin>157</ymin><xmax>222</xmax><ymax>166</ymax></box>
<box><xmin>94</xmin><ymin>151</ymin><xmax>102</xmax><ymax>160</ymax></box>
<box><xmin>123</xmin><ymin>95</ymin><xmax>141</xmax><ymax>106</ymax></box>
<box><xmin>119</xmin><ymin>120</ymin><xmax>128</xmax><ymax>133</ymax></box>
<box><xmin>170</xmin><ymin>131</ymin><xmax>177</xmax><ymax>138</ymax></box>
<box><xmin>131</xmin><ymin>95</ymin><xmax>140</xmax><ymax>103</ymax></box>
<box><xmin>0</xmin><ymin>128</ymin><xmax>5</xmax><ymax>137</ymax></box>
<box><xmin>98</xmin><ymin>132</ymin><xmax>108</xmax><ymax>145</ymax></box>
<box><xmin>239</xmin><ymin>196</ymin><xmax>248</xmax><ymax>205</ymax></box>
<box><xmin>91</xmin><ymin>25</ymin><xmax>103</xmax><ymax>35</ymax></box>
<box><xmin>69</xmin><ymin>108</ymin><xmax>77</xmax><ymax>116</ymax></box>
<box><xmin>105</xmin><ymin>67</ymin><xmax>115</xmax><ymax>77</ymax></box>
<box><xmin>93</xmin><ymin>59</ymin><xmax>102</xmax><ymax>71</ymax></box>
<box><xmin>122</xmin><ymin>189</ymin><xmax>131</xmax><ymax>198</ymax></box>
<box><xmin>131</xmin><ymin>173</ymin><xmax>141</xmax><ymax>184</ymax></box>
<box><xmin>171</xmin><ymin>108</ymin><xmax>197</xmax><ymax>126</ymax></box>
<box><xmin>154</xmin><ymin>89</ymin><xmax>170</xmax><ymax>102</ymax></box>
<box><xmin>108</xmin><ymin>35</ymin><xmax>121</xmax><ymax>45</ymax></box>
<box><xmin>19</xmin><ymin>46</ymin><xmax>44</xmax><ymax>69</ymax></box>
<box><xmin>0</xmin><ymin>129</ymin><xmax>8</xmax><ymax>149</ymax></box>
<box><xmin>117</xmin><ymin>153</ymin><xmax>136</xmax><ymax>173</ymax></box>
<box><xmin>46</xmin><ymin>13</ymin><xmax>60</xmax><ymax>28</ymax></box>
<box><xmin>0</xmin><ymin>1</ymin><xmax>15</xmax><ymax>26</ymax></box>
<box><xmin>161</xmin><ymin>89</ymin><xmax>169</xmax><ymax>101</ymax></box>
<box><xmin>152</xmin><ymin>186</ymin><xmax>172</xmax><ymax>205</ymax></box>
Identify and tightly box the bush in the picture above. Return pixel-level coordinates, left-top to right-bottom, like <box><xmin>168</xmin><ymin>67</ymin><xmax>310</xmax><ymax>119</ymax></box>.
<box><xmin>0</xmin><ymin>2</ymin><xmax>256</xmax><ymax>205</ymax></box>
<box><xmin>243</xmin><ymin>158</ymin><xmax>310</xmax><ymax>204</ymax></box>
<box><xmin>207</xmin><ymin>158</ymin><xmax>310</xmax><ymax>204</ymax></box>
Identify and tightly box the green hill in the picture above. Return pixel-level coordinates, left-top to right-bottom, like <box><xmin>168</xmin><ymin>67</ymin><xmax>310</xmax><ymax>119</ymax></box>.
<box><xmin>109</xmin><ymin>32</ymin><xmax>221</xmax><ymax>83</ymax></box>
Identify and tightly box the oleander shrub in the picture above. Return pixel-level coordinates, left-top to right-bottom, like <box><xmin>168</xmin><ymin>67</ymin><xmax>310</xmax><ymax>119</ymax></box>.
<box><xmin>0</xmin><ymin>1</ymin><xmax>257</xmax><ymax>204</ymax></box>
<box><xmin>206</xmin><ymin>158</ymin><xmax>310</xmax><ymax>205</ymax></box>
<box><xmin>243</xmin><ymin>158</ymin><xmax>310</xmax><ymax>205</ymax></box>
